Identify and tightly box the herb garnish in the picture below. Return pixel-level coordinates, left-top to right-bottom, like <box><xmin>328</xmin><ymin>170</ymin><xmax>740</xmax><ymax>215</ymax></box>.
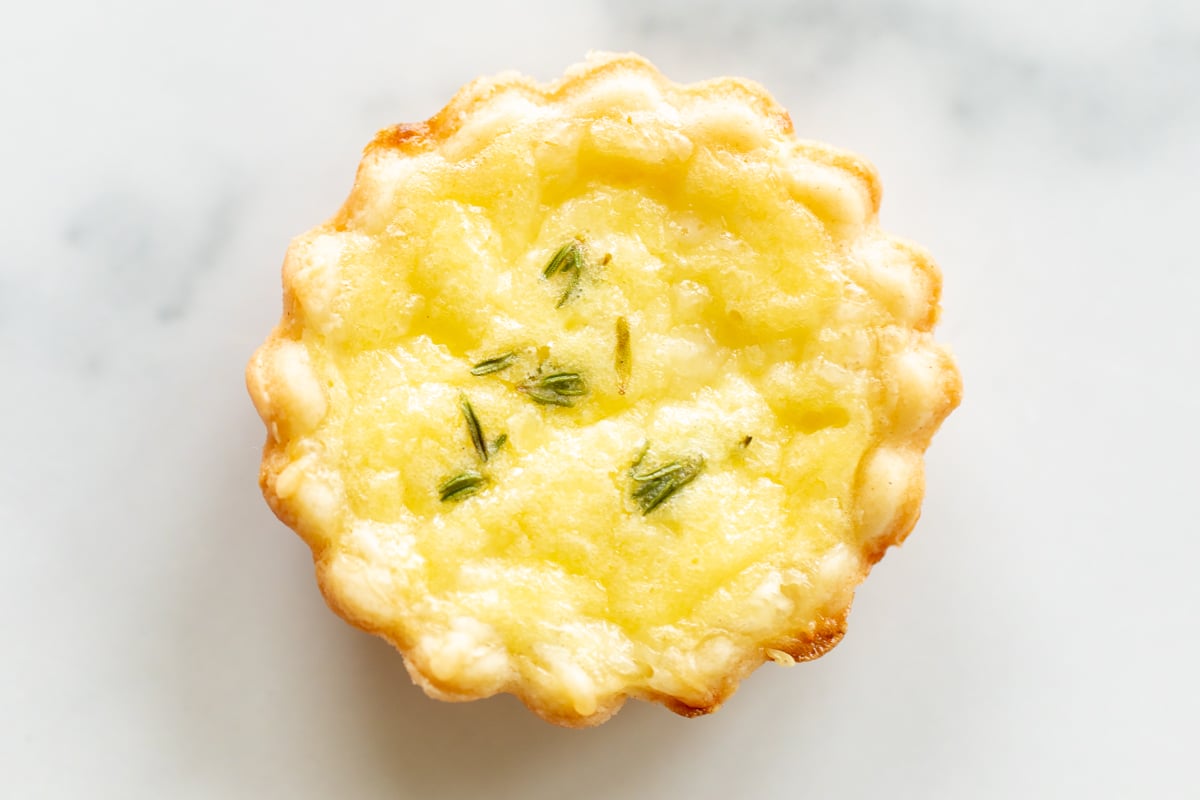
<box><xmin>518</xmin><ymin>371</ymin><xmax>587</xmax><ymax>407</ymax></box>
<box><xmin>441</xmin><ymin>398</ymin><xmax>506</xmax><ymax>503</ymax></box>
<box><xmin>460</xmin><ymin>396</ymin><xmax>489</xmax><ymax>462</ymax></box>
<box><xmin>541</xmin><ymin>240</ymin><xmax>584</xmax><ymax>308</ymax></box>
<box><xmin>615</xmin><ymin>316</ymin><xmax>631</xmax><ymax>395</ymax></box>
<box><xmin>630</xmin><ymin>454</ymin><xmax>705</xmax><ymax>515</ymax></box>
<box><xmin>438</xmin><ymin>470</ymin><xmax>487</xmax><ymax>502</ymax></box>
<box><xmin>470</xmin><ymin>351</ymin><xmax>517</xmax><ymax>376</ymax></box>
<box><xmin>440</xmin><ymin>398</ymin><xmax>506</xmax><ymax>502</ymax></box>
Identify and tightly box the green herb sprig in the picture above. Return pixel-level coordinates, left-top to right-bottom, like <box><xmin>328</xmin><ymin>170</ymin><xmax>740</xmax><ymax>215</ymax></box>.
<box><xmin>519</xmin><ymin>371</ymin><xmax>587</xmax><ymax>407</ymax></box>
<box><xmin>460</xmin><ymin>396</ymin><xmax>489</xmax><ymax>462</ymax></box>
<box><xmin>470</xmin><ymin>351</ymin><xmax>517</xmax><ymax>376</ymax></box>
<box><xmin>630</xmin><ymin>453</ymin><xmax>705</xmax><ymax>515</ymax></box>
<box><xmin>438</xmin><ymin>471</ymin><xmax>487</xmax><ymax>502</ymax></box>
<box><xmin>439</xmin><ymin>397</ymin><xmax>506</xmax><ymax>503</ymax></box>
<box><xmin>615</xmin><ymin>316</ymin><xmax>631</xmax><ymax>395</ymax></box>
<box><xmin>542</xmin><ymin>240</ymin><xmax>585</xmax><ymax>308</ymax></box>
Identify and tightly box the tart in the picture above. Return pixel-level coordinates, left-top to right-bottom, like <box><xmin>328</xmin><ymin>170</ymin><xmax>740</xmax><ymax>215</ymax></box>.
<box><xmin>247</xmin><ymin>52</ymin><xmax>961</xmax><ymax>727</ymax></box>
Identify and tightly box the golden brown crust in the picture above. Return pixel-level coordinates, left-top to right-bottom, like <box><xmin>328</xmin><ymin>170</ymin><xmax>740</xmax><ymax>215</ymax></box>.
<box><xmin>793</xmin><ymin>140</ymin><xmax>883</xmax><ymax>217</ymax></box>
<box><xmin>247</xmin><ymin>52</ymin><xmax>960</xmax><ymax>728</ymax></box>
<box><xmin>364</xmin><ymin>54</ymin><xmax>795</xmax><ymax>160</ymax></box>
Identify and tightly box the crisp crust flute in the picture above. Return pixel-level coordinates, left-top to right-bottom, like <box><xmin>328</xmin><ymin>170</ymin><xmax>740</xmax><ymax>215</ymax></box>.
<box><xmin>247</xmin><ymin>52</ymin><xmax>961</xmax><ymax>727</ymax></box>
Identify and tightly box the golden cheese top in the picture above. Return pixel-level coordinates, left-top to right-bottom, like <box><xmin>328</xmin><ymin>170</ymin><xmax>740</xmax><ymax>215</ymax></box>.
<box><xmin>247</xmin><ymin>53</ymin><xmax>961</xmax><ymax>727</ymax></box>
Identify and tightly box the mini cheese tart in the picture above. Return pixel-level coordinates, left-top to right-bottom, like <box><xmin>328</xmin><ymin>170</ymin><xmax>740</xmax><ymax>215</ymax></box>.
<box><xmin>247</xmin><ymin>52</ymin><xmax>961</xmax><ymax>727</ymax></box>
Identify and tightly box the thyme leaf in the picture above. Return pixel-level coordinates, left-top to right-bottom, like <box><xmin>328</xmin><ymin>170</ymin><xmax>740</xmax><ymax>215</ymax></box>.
<box><xmin>630</xmin><ymin>454</ymin><xmax>704</xmax><ymax>515</ymax></box>
<box><xmin>632</xmin><ymin>461</ymin><xmax>689</xmax><ymax>482</ymax></box>
<box><xmin>518</xmin><ymin>371</ymin><xmax>587</xmax><ymax>407</ymax></box>
<box><xmin>540</xmin><ymin>372</ymin><xmax>586</xmax><ymax>394</ymax></box>
<box><xmin>470</xmin><ymin>351</ymin><xmax>517</xmax><ymax>376</ymax></box>
<box><xmin>438</xmin><ymin>470</ymin><xmax>487</xmax><ymax>502</ymax></box>
<box><xmin>460</xmin><ymin>396</ymin><xmax>489</xmax><ymax>462</ymax></box>
<box><xmin>541</xmin><ymin>240</ymin><xmax>585</xmax><ymax>307</ymax></box>
<box><xmin>541</xmin><ymin>241</ymin><xmax>578</xmax><ymax>277</ymax></box>
<box><xmin>615</xmin><ymin>315</ymin><xmax>631</xmax><ymax>394</ymax></box>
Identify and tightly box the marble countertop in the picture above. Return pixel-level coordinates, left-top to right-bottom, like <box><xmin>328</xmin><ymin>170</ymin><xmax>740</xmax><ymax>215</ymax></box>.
<box><xmin>4</xmin><ymin>1</ymin><xmax>1198</xmax><ymax>796</ymax></box>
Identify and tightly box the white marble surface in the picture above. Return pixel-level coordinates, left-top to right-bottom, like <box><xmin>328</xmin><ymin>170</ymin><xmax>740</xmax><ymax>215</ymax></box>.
<box><xmin>4</xmin><ymin>1</ymin><xmax>1198</xmax><ymax>796</ymax></box>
